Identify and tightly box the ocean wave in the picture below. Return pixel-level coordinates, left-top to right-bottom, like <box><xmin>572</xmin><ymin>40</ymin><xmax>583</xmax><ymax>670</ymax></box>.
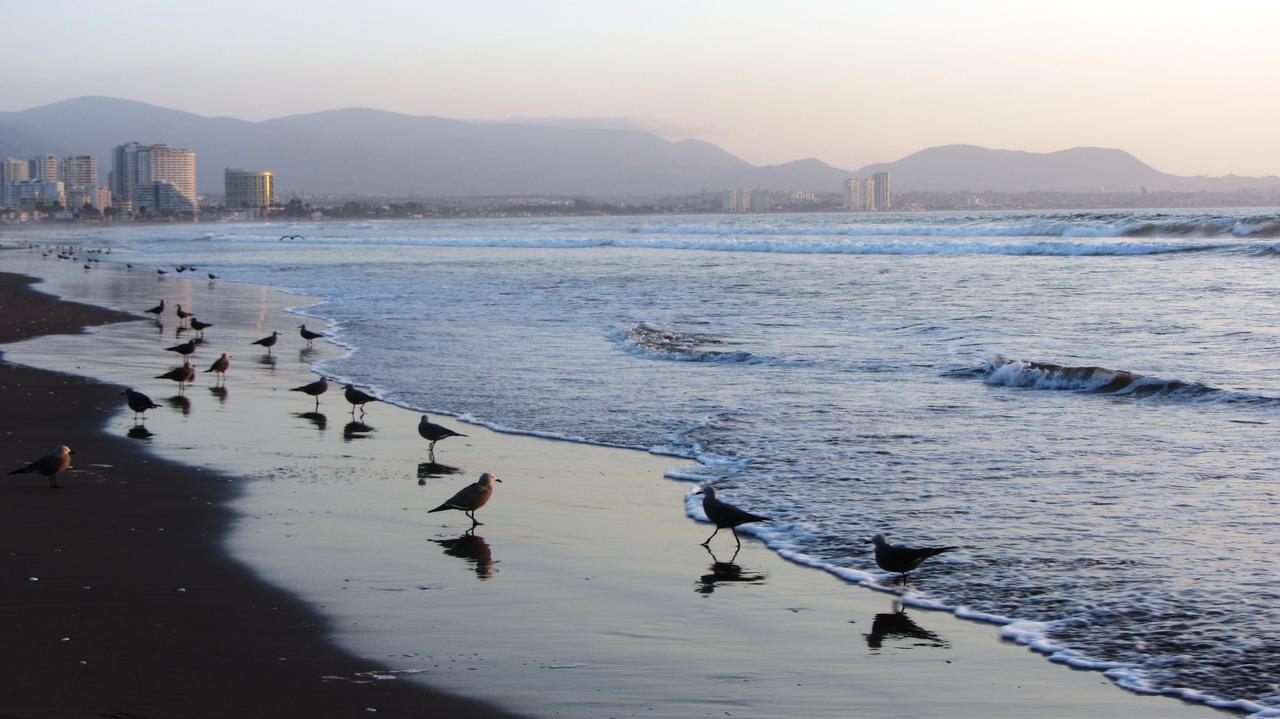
<box><xmin>612</xmin><ymin>323</ymin><xmax>764</xmax><ymax>364</ymax></box>
<box><xmin>951</xmin><ymin>356</ymin><xmax>1280</xmax><ymax>405</ymax></box>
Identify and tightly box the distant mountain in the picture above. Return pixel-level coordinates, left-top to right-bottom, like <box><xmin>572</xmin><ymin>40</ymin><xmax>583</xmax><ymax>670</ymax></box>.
<box><xmin>852</xmin><ymin>144</ymin><xmax>1280</xmax><ymax>194</ymax></box>
<box><xmin>0</xmin><ymin>97</ymin><xmax>849</xmax><ymax>196</ymax></box>
<box><xmin>0</xmin><ymin>98</ymin><xmax>1275</xmax><ymax>196</ymax></box>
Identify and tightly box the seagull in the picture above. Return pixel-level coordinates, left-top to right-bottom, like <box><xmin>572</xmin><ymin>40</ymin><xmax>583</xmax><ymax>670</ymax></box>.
<box><xmin>429</xmin><ymin>472</ymin><xmax>501</xmax><ymax>527</ymax></box>
<box><xmin>251</xmin><ymin>331</ymin><xmax>280</xmax><ymax>354</ymax></box>
<box><xmin>207</xmin><ymin>273</ymin><xmax>218</xmax><ymax>281</ymax></box>
<box><xmin>418</xmin><ymin>415</ymin><xmax>466</xmax><ymax>460</ymax></box>
<box><xmin>145</xmin><ymin>299</ymin><xmax>165</xmax><ymax>319</ymax></box>
<box><xmin>343</xmin><ymin>384</ymin><xmax>378</xmax><ymax>414</ymax></box>
<box><xmin>204</xmin><ymin>352</ymin><xmax>231</xmax><ymax>385</ymax></box>
<box><xmin>868</xmin><ymin>534</ymin><xmax>958</xmax><ymax>584</ymax></box>
<box><xmin>157</xmin><ymin>269</ymin><xmax>167</xmax><ymax>276</ymax></box>
<box><xmin>298</xmin><ymin>324</ymin><xmax>326</xmax><ymax>347</ymax></box>
<box><xmin>155</xmin><ymin>361</ymin><xmax>196</xmax><ymax>392</ymax></box>
<box><xmin>279</xmin><ymin>234</ymin><xmax>304</xmax><ymax>241</ymax></box>
<box><xmin>291</xmin><ymin>375</ymin><xmax>329</xmax><ymax>410</ymax></box>
<box><xmin>165</xmin><ymin>339</ymin><xmax>197</xmax><ymax>357</ymax></box>
<box><xmin>8</xmin><ymin>445</ymin><xmax>75</xmax><ymax>489</ymax></box>
<box><xmin>189</xmin><ymin>317</ymin><xmax>213</xmax><ymax>338</ymax></box>
<box><xmin>175</xmin><ymin>304</ymin><xmax>193</xmax><ymax>326</ymax></box>
<box><xmin>695</xmin><ymin>485</ymin><xmax>771</xmax><ymax>549</ymax></box>
<box><xmin>122</xmin><ymin>388</ymin><xmax>161</xmax><ymax>421</ymax></box>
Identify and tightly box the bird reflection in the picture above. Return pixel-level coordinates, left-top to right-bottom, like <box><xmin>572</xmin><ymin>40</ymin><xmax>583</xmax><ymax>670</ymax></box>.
<box><xmin>126</xmin><ymin>425</ymin><xmax>155</xmax><ymax>441</ymax></box>
<box><xmin>417</xmin><ymin>461</ymin><xmax>462</xmax><ymax>478</ymax></box>
<box><xmin>299</xmin><ymin>347</ymin><xmax>317</xmax><ymax>362</ymax></box>
<box><xmin>865</xmin><ymin>603</ymin><xmax>948</xmax><ymax>650</ymax></box>
<box><xmin>695</xmin><ymin>545</ymin><xmax>767</xmax><ymax>595</ymax></box>
<box><xmin>166</xmin><ymin>395</ymin><xmax>192</xmax><ymax>416</ymax></box>
<box><xmin>209</xmin><ymin>386</ymin><xmax>228</xmax><ymax>404</ymax></box>
<box><xmin>257</xmin><ymin>354</ymin><xmax>278</xmax><ymax>370</ymax></box>
<box><xmin>433</xmin><ymin>531</ymin><xmax>495</xmax><ymax>580</ymax></box>
<box><xmin>295</xmin><ymin>411</ymin><xmax>327</xmax><ymax>431</ymax></box>
<box><xmin>342</xmin><ymin>420</ymin><xmax>375</xmax><ymax>441</ymax></box>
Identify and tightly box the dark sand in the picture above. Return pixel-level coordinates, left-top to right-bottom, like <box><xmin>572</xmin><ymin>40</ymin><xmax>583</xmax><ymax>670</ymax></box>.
<box><xmin>0</xmin><ymin>272</ymin><xmax>518</xmax><ymax>718</ymax></box>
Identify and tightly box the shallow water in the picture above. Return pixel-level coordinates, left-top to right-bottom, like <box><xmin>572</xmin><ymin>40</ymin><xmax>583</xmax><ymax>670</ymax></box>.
<box><xmin>14</xmin><ymin>209</ymin><xmax>1280</xmax><ymax>712</ymax></box>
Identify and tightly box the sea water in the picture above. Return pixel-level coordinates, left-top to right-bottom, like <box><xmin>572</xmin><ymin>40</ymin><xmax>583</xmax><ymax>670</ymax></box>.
<box><xmin>27</xmin><ymin>209</ymin><xmax>1280</xmax><ymax>713</ymax></box>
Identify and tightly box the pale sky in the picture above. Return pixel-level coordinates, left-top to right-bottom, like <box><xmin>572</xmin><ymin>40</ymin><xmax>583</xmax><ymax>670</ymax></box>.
<box><xmin>3</xmin><ymin>0</ymin><xmax>1277</xmax><ymax>176</ymax></box>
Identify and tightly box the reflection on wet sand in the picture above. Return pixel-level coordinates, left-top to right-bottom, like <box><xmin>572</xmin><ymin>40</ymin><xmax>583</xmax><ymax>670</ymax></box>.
<box><xmin>433</xmin><ymin>532</ymin><xmax>496</xmax><ymax>580</ymax></box>
<box><xmin>342</xmin><ymin>420</ymin><xmax>374</xmax><ymax>442</ymax></box>
<box><xmin>417</xmin><ymin>461</ymin><xmax>462</xmax><ymax>479</ymax></box>
<box><xmin>696</xmin><ymin>545</ymin><xmax>767</xmax><ymax>595</ymax></box>
<box><xmin>166</xmin><ymin>394</ymin><xmax>192</xmax><ymax>416</ymax></box>
<box><xmin>295</xmin><ymin>411</ymin><xmax>327</xmax><ymax>431</ymax></box>
<box><xmin>126</xmin><ymin>425</ymin><xmax>155</xmax><ymax>441</ymax></box>
<box><xmin>865</xmin><ymin>603</ymin><xmax>948</xmax><ymax>650</ymax></box>
<box><xmin>209</xmin><ymin>386</ymin><xmax>228</xmax><ymax>404</ymax></box>
<box><xmin>256</xmin><ymin>354</ymin><xmax>278</xmax><ymax>370</ymax></box>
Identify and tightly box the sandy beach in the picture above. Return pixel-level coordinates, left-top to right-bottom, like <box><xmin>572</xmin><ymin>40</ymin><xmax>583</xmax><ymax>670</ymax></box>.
<box><xmin>0</xmin><ymin>247</ymin><xmax>1224</xmax><ymax>718</ymax></box>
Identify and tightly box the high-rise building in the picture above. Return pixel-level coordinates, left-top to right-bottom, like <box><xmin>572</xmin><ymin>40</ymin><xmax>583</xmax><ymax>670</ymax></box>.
<box><xmin>1</xmin><ymin>157</ymin><xmax>30</xmax><ymax>185</ymax></box>
<box><xmin>844</xmin><ymin>178</ymin><xmax>876</xmax><ymax>211</ymax></box>
<box><xmin>29</xmin><ymin>154</ymin><xmax>57</xmax><ymax>181</ymax></box>
<box><xmin>872</xmin><ymin>172</ymin><xmax>891</xmax><ymax>211</ymax></box>
<box><xmin>110</xmin><ymin>142</ymin><xmax>143</xmax><ymax>202</ymax></box>
<box><xmin>224</xmin><ymin>169</ymin><xmax>274</xmax><ymax>209</ymax></box>
<box><xmin>112</xmin><ymin>143</ymin><xmax>198</xmax><ymax>214</ymax></box>
<box><xmin>59</xmin><ymin>155</ymin><xmax>97</xmax><ymax>189</ymax></box>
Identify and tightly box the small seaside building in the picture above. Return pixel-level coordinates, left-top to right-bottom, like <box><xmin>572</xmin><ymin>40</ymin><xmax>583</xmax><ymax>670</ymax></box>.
<box><xmin>2</xmin><ymin>179</ymin><xmax>64</xmax><ymax>210</ymax></box>
<box><xmin>1</xmin><ymin>157</ymin><xmax>30</xmax><ymax>185</ymax></box>
<box><xmin>224</xmin><ymin>169</ymin><xmax>274</xmax><ymax>209</ymax></box>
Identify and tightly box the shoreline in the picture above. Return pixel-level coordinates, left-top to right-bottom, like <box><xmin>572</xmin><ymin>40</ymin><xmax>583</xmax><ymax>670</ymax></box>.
<box><xmin>0</xmin><ymin>269</ymin><xmax>519</xmax><ymax>716</ymax></box>
<box><xmin>0</xmin><ymin>249</ymin><xmax>1231</xmax><ymax>718</ymax></box>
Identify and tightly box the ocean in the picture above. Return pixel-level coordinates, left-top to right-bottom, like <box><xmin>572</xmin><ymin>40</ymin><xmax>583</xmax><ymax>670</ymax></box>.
<box><xmin>33</xmin><ymin>209</ymin><xmax>1280</xmax><ymax>713</ymax></box>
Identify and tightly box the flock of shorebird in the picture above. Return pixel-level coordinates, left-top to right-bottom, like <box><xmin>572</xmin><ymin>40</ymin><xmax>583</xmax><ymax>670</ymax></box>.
<box><xmin>6</xmin><ymin>257</ymin><xmax>958</xmax><ymax>583</ymax></box>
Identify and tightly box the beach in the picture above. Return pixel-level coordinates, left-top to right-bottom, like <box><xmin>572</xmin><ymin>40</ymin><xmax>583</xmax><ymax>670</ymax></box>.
<box><xmin>0</xmin><ymin>243</ymin><xmax>1230</xmax><ymax>717</ymax></box>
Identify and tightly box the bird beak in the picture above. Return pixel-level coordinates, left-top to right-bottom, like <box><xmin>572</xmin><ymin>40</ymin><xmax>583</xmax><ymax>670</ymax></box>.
<box><xmin>694</xmin><ymin>489</ymin><xmax>704</xmax><ymax>495</ymax></box>
<box><xmin>495</xmin><ymin>477</ymin><xmax>503</xmax><ymax>482</ymax></box>
<box><xmin>864</xmin><ymin>538</ymin><xmax>874</xmax><ymax>544</ymax></box>
<box><xmin>70</xmin><ymin>450</ymin><xmax>77</xmax><ymax>455</ymax></box>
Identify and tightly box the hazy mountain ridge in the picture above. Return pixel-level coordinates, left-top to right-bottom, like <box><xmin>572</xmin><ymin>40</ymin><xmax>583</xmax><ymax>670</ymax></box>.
<box><xmin>0</xmin><ymin>97</ymin><xmax>1274</xmax><ymax>196</ymax></box>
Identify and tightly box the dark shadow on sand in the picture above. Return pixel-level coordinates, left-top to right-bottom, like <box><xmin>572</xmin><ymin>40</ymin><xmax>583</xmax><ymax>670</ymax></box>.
<box><xmin>696</xmin><ymin>545</ymin><xmax>767</xmax><ymax>595</ymax></box>
<box><xmin>342</xmin><ymin>420</ymin><xmax>375</xmax><ymax>442</ymax></box>
<box><xmin>166</xmin><ymin>394</ymin><xmax>192</xmax><ymax>416</ymax></box>
<box><xmin>295</xmin><ymin>411</ymin><xmax>327</xmax><ymax>431</ymax></box>
<box><xmin>126</xmin><ymin>425</ymin><xmax>155</xmax><ymax>441</ymax></box>
<box><xmin>417</xmin><ymin>461</ymin><xmax>463</xmax><ymax>479</ymax></box>
<box><xmin>865</xmin><ymin>605</ymin><xmax>948</xmax><ymax>650</ymax></box>
<box><xmin>433</xmin><ymin>531</ymin><xmax>496</xmax><ymax>580</ymax></box>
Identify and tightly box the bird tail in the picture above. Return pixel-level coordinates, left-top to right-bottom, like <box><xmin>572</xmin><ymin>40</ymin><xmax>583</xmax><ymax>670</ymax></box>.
<box><xmin>203</xmin><ymin>368</ymin><xmax>214</xmax><ymax>373</ymax></box>
<box><xmin>289</xmin><ymin>386</ymin><xmax>306</xmax><ymax>392</ymax></box>
<box><xmin>8</xmin><ymin>467</ymin><xmax>30</xmax><ymax>475</ymax></box>
<box><xmin>428</xmin><ymin>504</ymin><xmax>452</xmax><ymax>513</ymax></box>
<box><xmin>924</xmin><ymin>546</ymin><xmax>958</xmax><ymax>558</ymax></box>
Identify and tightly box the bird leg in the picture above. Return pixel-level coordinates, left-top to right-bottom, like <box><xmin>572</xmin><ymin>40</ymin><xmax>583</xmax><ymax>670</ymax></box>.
<box><xmin>732</xmin><ymin>527</ymin><xmax>742</xmax><ymax>549</ymax></box>
<box><xmin>701</xmin><ymin>527</ymin><xmax>720</xmax><ymax>546</ymax></box>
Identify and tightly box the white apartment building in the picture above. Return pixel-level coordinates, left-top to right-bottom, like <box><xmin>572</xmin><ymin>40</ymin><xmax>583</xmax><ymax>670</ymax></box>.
<box><xmin>3</xmin><ymin>179</ymin><xmax>64</xmax><ymax>210</ymax></box>
<box><xmin>1</xmin><ymin>158</ymin><xmax>30</xmax><ymax>185</ymax></box>
<box><xmin>59</xmin><ymin>155</ymin><xmax>98</xmax><ymax>189</ymax></box>
<box><xmin>224</xmin><ymin>169</ymin><xmax>274</xmax><ymax>208</ymax></box>
<box><xmin>28</xmin><ymin>154</ymin><xmax>57</xmax><ymax>182</ymax></box>
<box><xmin>111</xmin><ymin>142</ymin><xmax>198</xmax><ymax>213</ymax></box>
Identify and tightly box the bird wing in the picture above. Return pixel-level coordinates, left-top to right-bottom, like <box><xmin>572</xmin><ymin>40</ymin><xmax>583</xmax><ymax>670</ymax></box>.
<box><xmin>705</xmin><ymin>496</ymin><xmax>770</xmax><ymax>527</ymax></box>
<box><xmin>430</xmin><ymin>482</ymin><xmax>487</xmax><ymax>512</ymax></box>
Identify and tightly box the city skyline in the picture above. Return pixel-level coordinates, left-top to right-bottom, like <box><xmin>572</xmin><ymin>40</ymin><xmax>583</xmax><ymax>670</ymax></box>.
<box><xmin>1</xmin><ymin>1</ymin><xmax>1277</xmax><ymax>178</ymax></box>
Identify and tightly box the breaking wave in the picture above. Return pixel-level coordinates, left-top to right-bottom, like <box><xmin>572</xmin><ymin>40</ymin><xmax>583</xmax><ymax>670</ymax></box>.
<box><xmin>613</xmin><ymin>323</ymin><xmax>763</xmax><ymax>364</ymax></box>
<box><xmin>952</xmin><ymin>356</ymin><xmax>1280</xmax><ymax>405</ymax></box>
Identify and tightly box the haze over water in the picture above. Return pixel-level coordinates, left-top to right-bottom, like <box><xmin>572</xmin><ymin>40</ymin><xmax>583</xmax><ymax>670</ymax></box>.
<box><xmin>53</xmin><ymin>209</ymin><xmax>1280</xmax><ymax>713</ymax></box>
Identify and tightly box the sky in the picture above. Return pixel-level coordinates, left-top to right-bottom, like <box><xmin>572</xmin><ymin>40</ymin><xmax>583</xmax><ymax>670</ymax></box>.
<box><xmin>3</xmin><ymin>0</ymin><xmax>1278</xmax><ymax>176</ymax></box>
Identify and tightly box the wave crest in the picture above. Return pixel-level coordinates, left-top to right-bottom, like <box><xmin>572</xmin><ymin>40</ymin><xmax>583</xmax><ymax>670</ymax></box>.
<box><xmin>614</xmin><ymin>323</ymin><xmax>761</xmax><ymax>364</ymax></box>
<box><xmin>953</xmin><ymin>356</ymin><xmax>1280</xmax><ymax>405</ymax></box>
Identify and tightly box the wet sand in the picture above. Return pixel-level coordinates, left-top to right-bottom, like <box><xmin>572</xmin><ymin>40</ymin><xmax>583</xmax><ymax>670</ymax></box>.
<box><xmin>0</xmin><ymin>248</ymin><xmax>1222</xmax><ymax>718</ymax></box>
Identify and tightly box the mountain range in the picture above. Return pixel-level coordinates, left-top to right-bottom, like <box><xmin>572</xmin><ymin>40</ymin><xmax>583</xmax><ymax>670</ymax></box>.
<box><xmin>1</xmin><ymin>97</ymin><xmax>1276</xmax><ymax>196</ymax></box>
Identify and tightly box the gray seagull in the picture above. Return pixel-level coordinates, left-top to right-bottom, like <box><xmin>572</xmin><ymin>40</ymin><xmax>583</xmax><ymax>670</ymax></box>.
<box><xmin>429</xmin><ymin>472</ymin><xmax>501</xmax><ymax>527</ymax></box>
<box><xmin>418</xmin><ymin>415</ymin><xmax>466</xmax><ymax>460</ymax></box>
<box><xmin>695</xmin><ymin>485</ymin><xmax>771</xmax><ymax>549</ymax></box>
<box><xmin>122</xmin><ymin>388</ymin><xmax>161</xmax><ymax>421</ymax></box>
<box><xmin>869</xmin><ymin>534</ymin><xmax>957</xmax><ymax>583</ymax></box>
<box><xmin>9</xmin><ymin>445</ymin><xmax>75</xmax><ymax>489</ymax></box>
